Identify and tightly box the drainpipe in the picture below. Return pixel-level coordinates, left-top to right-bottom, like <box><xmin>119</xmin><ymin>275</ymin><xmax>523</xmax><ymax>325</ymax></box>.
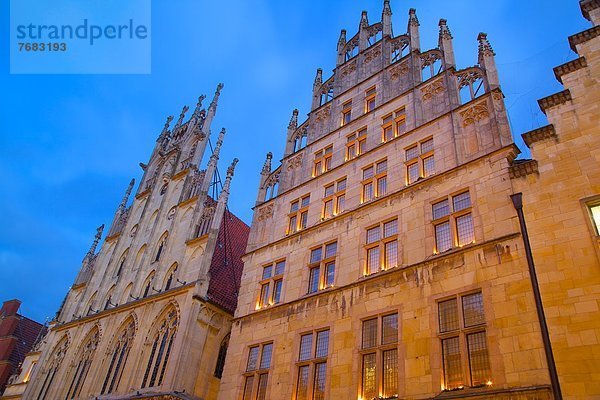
<box><xmin>510</xmin><ymin>193</ymin><xmax>563</xmax><ymax>400</ymax></box>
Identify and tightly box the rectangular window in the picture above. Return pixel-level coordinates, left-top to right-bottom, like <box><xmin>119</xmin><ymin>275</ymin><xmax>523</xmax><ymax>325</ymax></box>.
<box><xmin>381</xmin><ymin>107</ymin><xmax>406</xmax><ymax>142</ymax></box>
<box><xmin>242</xmin><ymin>342</ymin><xmax>274</xmax><ymax>399</ymax></box>
<box><xmin>307</xmin><ymin>242</ymin><xmax>338</xmax><ymax>293</ymax></box>
<box><xmin>322</xmin><ymin>178</ymin><xmax>347</xmax><ymax>220</ymax></box>
<box><xmin>438</xmin><ymin>291</ymin><xmax>491</xmax><ymax>391</ymax></box>
<box><xmin>432</xmin><ymin>191</ymin><xmax>475</xmax><ymax>254</ymax></box>
<box><xmin>405</xmin><ymin>137</ymin><xmax>435</xmax><ymax>184</ymax></box>
<box><xmin>362</xmin><ymin>160</ymin><xmax>387</xmax><ymax>203</ymax></box>
<box><xmin>296</xmin><ymin>329</ymin><xmax>330</xmax><ymax>400</ymax></box>
<box><xmin>288</xmin><ymin>195</ymin><xmax>310</xmax><ymax>234</ymax></box>
<box><xmin>365</xmin><ymin>86</ymin><xmax>376</xmax><ymax>113</ymax></box>
<box><xmin>365</xmin><ymin>219</ymin><xmax>399</xmax><ymax>275</ymax></box>
<box><xmin>257</xmin><ymin>260</ymin><xmax>285</xmax><ymax>309</ymax></box>
<box><xmin>346</xmin><ymin>128</ymin><xmax>367</xmax><ymax>160</ymax></box>
<box><xmin>314</xmin><ymin>146</ymin><xmax>333</xmax><ymax>177</ymax></box>
<box><xmin>342</xmin><ymin>100</ymin><xmax>352</xmax><ymax>125</ymax></box>
<box><xmin>360</xmin><ymin>313</ymin><xmax>399</xmax><ymax>399</ymax></box>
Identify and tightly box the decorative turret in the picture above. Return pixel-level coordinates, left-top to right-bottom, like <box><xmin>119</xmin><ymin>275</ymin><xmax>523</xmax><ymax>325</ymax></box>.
<box><xmin>284</xmin><ymin>109</ymin><xmax>300</xmax><ymax>155</ymax></box>
<box><xmin>312</xmin><ymin>68</ymin><xmax>323</xmax><ymax>110</ymax></box>
<box><xmin>438</xmin><ymin>19</ymin><xmax>455</xmax><ymax>69</ymax></box>
<box><xmin>203</xmin><ymin>83</ymin><xmax>224</xmax><ymax>136</ymax></box>
<box><xmin>408</xmin><ymin>8</ymin><xmax>420</xmax><ymax>52</ymax></box>
<box><xmin>256</xmin><ymin>152</ymin><xmax>273</xmax><ymax>204</ymax></box>
<box><xmin>478</xmin><ymin>32</ymin><xmax>499</xmax><ymax>90</ymax></box>
<box><xmin>359</xmin><ymin>11</ymin><xmax>369</xmax><ymax>51</ymax></box>
<box><xmin>261</xmin><ymin>152</ymin><xmax>273</xmax><ymax>175</ymax></box>
<box><xmin>336</xmin><ymin>29</ymin><xmax>347</xmax><ymax>66</ymax></box>
<box><xmin>382</xmin><ymin>0</ymin><xmax>393</xmax><ymax>37</ymax></box>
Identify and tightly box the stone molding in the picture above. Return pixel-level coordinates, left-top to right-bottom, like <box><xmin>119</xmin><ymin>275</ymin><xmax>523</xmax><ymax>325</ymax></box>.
<box><xmin>509</xmin><ymin>159</ymin><xmax>539</xmax><ymax>179</ymax></box>
<box><xmin>569</xmin><ymin>25</ymin><xmax>600</xmax><ymax>52</ymax></box>
<box><xmin>521</xmin><ymin>124</ymin><xmax>557</xmax><ymax>148</ymax></box>
<box><xmin>581</xmin><ymin>0</ymin><xmax>600</xmax><ymax>21</ymax></box>
<box><xmin>537</xmin><ymin>89</ymin><xmax>572</xmax><ymax>115</ymax></box>
<box><xmin>553</xmin><ymin>57</ymin><xmax>587</xmax><ymax>83</ymax></box>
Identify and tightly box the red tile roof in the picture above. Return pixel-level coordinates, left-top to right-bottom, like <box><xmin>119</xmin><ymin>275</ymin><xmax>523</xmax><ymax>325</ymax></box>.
<box><xmin>207</xmin><ymin>210</ymin><xmax>250</xmax><ymax>314</ymax></box>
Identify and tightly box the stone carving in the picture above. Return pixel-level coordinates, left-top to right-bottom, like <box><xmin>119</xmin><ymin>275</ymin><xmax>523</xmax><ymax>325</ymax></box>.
<box><xmin>314</xmin><ymin>105</ymin><xmax>331</xmax><ymax>122</ymax></box>
<box><xmin>364</xmin><ymin>44</ymin><xmax>382</xmax><ymax>64</ymax></box>
<box><xmin>389</xmin><ymin>62</ymin><xmax>409</xmax><ymax>80</ymax></box>
<box><xmin>340</xmin><ymin>60</ymin><xmax>357</xmax><ymax>77</ymax></box>
<box><xmin>287</xmin><ymin>152</ymin><xmax>304</xmax><ymax>171</ymax></box>
<box><xmin>257</xmin><ymin>204</ymin><xmax>274</xmax><ymax>221</ymax></box>
<box><xmin>167</xmin><ymin>207</ymin><xmax>176</xmax><ymax>220</ymax></box>
<box><xmin>421</xmin><ymin>79</ymin><xmax>445</xmax><ymax>101</ymax></box>
<box><xmin>460</xmin><ymin>102</ymin><xmax>489</xmax><ymax>126</ymax></box>
<box><xmin>420</xmin><ymin>50</ymin><xmax>442</xmax><ymax>68</ymax></box>
<box><xmin>456</xmin><ymin>68</ymin><xmax>484</xmax><ymax>89</ymax></box>
<box><xmin>130</xmin><ymin>224</ymin><xmax>138</xmax><ymax>238</ymax></box>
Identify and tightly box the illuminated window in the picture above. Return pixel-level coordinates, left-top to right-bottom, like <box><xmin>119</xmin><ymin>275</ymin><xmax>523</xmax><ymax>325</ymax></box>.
<box><xmin>360</xmin><ymin>313</ymin><xmax>399</xmax><ymax>399</ymax></box>
<box><xmin>362</xmin><ymin>159</ymin><xmax>387</xmax><ymax>203</ymax></box>
<box><xmin>438</xmin><ymin>292</ymin><xmax>491</xmax><ymax>390</ymax></box>
<box><xmin>382</xmin><ymin>107</ymin><xmax>406</xmax><ymax>142</ymax></box>
<box><xmin>288</xmin><ymin>195</ymin><xmax>310</xmax><ymax>234</ymax></box>
<box><xmin>432</xmin><ymin>191</ymin><xmax>475</xmax><ymax>253</ymax></box>
<box><xmin>314</xmin><ymin>146</ymin><xmax>333</xmax><ymax>177</ymax></box>
<box><xmin>365</xmin><ymin>219</ymin><xmax>398</xmax><ymax>275</ymax></box>
<box><xmin>242</xmin><ymin>342</ymin><xmax>273</xmax><ymax>400</ymax></box>
<box><xmin>346</xmin><ymin>128</ymin><xmax>367</xmax><ymax>161</ymax></box>
<box><xmin>590</xmin><ymin>204</ymin><xmax>600</xmax><ymax>234</ymax></box>
<box><xmin>341</xmin><ymin>100</ymin><xmax>352</xmax><ymax>126</ymax></box>
<box><xmin>23</xmin><ymin>361</ymin><xmax>36</xmax><ymax>383</ymax></box>
<box><xmin>365</xmin><ymin>86</ymin><xmax>376</xmax><ymax>113</ymax></box>
<box><xmin>308</xmin><ymin>242</ymin><xmax>337</xmax><ymax>293</ymax></box>
<box><xmin>257</xmin><ymin>260</ymin><xmax>285</xmax><ymax>308</ymax></box>
<box><xmin>295</xmin><ymin>329</ymin><xmax>330</xmax><ymax>400</ymax></box>
<box><xmin>405</xmin><ymin>137</ymin><xmax>434</xmax><ymax>184</ymax></box>
<box><xmin>322</xmin><ymin>178</ymin><xmax>347</xmax><ymax>220</ymax></box>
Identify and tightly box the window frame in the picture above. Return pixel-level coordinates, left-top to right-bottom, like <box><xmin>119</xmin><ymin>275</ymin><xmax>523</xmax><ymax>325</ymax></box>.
<box><xmin>257</xmin><ymin>260</ymin><xmax>286</xmax><ymax>309</ymax></box>
<box><xmin>341</xmin><ymin>100</ymin><xmax>352</xmax><ymax>126</ymax></box>
<box><xmin>242</xmin><ymin>342</ymin><xmax>274</xmax><ymax>400</ymax></box>
<box><xmin>313</xmin><ymin>145</ymin><xmax>333</xmax><ymax>177</ymax></box>
<box><xmin>346</xmin><ymin>128</ymin><xmax>367</xmax><ymax>161</ymax></box>
<box><xmin>405</xmin><ymin>137</ymin><xmax>434</xmax><ymax>185</ymax></box>
<box><xmin>365</xmin><ymin>86</ymin><xmax>376</xmax><ymax>114</ymax></box>
<box><xmin>437</xmin><ymin>291</ymin><xmax>491</xmax><ymax>391</ymax></box>
<box><xmin>381</xmin><ymin>107</ymin><xmax>407</xmax><ymax>143</ymax></box>
<box><xmin>288</xmin><ymin>195</ymin><xmax>311</xmax><ymax>235</ymax></box>
<box><xmin>361</xmin><ymin>159</ymin><xmax>388</xmax><ymax>204</ymax></box>
<box><xmin>295</xmin><ymin>328</ymin><xmax>331</xmax><ymax>400</ymax></box>
<box><xmin>364</xmin><ymin>218</ymin><xmax>399</xmax><ymax>276</ymax></box>
<box><xmin>359</xmin><ymin>312</ymin><xmax>400</xmax><ymax>399</ymax></box>
<box><xmin>307</xmin><ymin>242</ymin><xmax>338</xmax><ymax>293</ymax></box>
<box><xmin>432</xmin><ymin>191</ymin><xmax>475</xmax><ymax>254</ymax></box>
<box><xmin>322</xmin><ymin>177</ymin><xmax>347</xmax><ymax>220</ymax></box>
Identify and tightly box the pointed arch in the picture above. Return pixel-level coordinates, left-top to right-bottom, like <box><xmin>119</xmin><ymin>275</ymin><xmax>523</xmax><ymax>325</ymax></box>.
<box><xmin>163</xmin><ymin>263</ymin><xmax>178</xmax><ymax>291</ymax></box>
<box><xmin>135</xmin><ymin>244</ymin><xmax>147</xmax><ymax>270</ymax></box>
<box><xmin>84</xmin><ymin>292</ymin><xmax>98</xmax><ymax>316</ymax></box>
<box><xmin>214</xmin><ymin>333</ymin><xmax>230</xmax><ymax>379</ymax></box>
<box><xmin>121</xmin><ymin>283</ymin><xmax>134</xmax><ymax>304</ymax></box>
<box><xmin>115</xmin><ymin>248</ymin><xmax>129</xmax><ymax>278</ymax></box>
<box><xmin>36</xmin><ymin>334</ymin><xmax>70</xmax><ymax>400</ymax></box>
<box><xmin>154</xmin><ymin>231</ymin><xmax>169</xmax><ymax>262</ymax></box>
<box><xmin>103</xmin><ymin>285</ymin><xmax>117</xmax><ymax>310</ymax></box>
<box><xmin>100</xmin><ymin>316</ymin><xmax>137</xmax><ymax>395</ymax></box>
<box><xmin>140</xmin><ymin>305</ymin><xmax>179</xmax><ymax>389</ymax></box>
<box><xmin>141</xmin><ymin>270</ymin><xmax>156</xmax><ymax>298</ymax></box>
<box><xmin>64</xmin><ymin>326</ymin><xmax>100</xmax><ymax>399</ymax></box>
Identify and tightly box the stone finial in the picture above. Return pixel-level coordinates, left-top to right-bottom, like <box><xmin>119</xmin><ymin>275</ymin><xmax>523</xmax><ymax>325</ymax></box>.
<box><xmin>313</xmin><ymin>68</ymin><xmax>323</xmax><ymax>89</ymax></box>
<box><xmin>439</xmin><ymin>19</ymin><xmax>453</xmax><ymax>39</ymax></box>
<box><xmin>261</xmin><ymin>152</ymin><xmax>273</xmax><ymax>175</ymax></box>
<box><xmin>360</xmin><ymin>11</ymin><xmax>369</xmax><ymax>28</ymax></box>
<box><xmin>209</xmin><ymin>83</ymin><xmax>224</xmax><ymax>111</ymax></box>
<box><xmin>193</xmin><ymin>95</ymin><xmax>206</xmax><ymax>119</ymax></box>
<box><xmin>383</xmin><ymin>0</ymin><xmax>392</xmax><ymax>15</ymax></box>
<box><xmin>173</xmin><ymin>105</ymin><xmax>189</xmax><ymax>134</ymax></box>
<box><xmin>157</xmin><ymin>115</ymin><xmax>173</xmax><ymax>142</ymax></box>
<box><xmin>215</xmin><ymin>128</ymin><xmax>226</xmax><ymax>155</ymax></box>
<box><xmin>84</xmin><ymin>224</ymin><xmax>104</xmax><ymax>261</ymax></box>
<box><xmin>382</xmin><ymin>0</ymin><xmax>393</xmax><ymax>36</ymax></box>
<box><xmin>118</xmin><ymin>179</ymin><xmax>135</xmax><ymax>212</ymax></box>
<box><xmin>408</xmin><ymin>8</ymin><xmax>420</xmax><ymax>26</ymax></box>
<box><xmin>288</xmin><ymin>109</ymin><xmax>299</xmax><ymax>130</ymax></box>
<box><xmin>478</xmin><ymin>32</ymin><xmax>495</xmax><ymax>56</ymax></box>
<box><xmin>337</xmin><ymin>29</ymin><xmax>347</xmax><ymax>50</ymax></box>
<box><xmin>227</xmin><ymin>158</ymin><xmax>239</xmax><ymax>179</ymax></box>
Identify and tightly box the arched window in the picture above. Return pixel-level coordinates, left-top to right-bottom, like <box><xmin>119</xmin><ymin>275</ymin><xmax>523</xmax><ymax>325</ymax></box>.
<box><xmin>115</xmin><ymin>250</ymin><xmax>128</xmax><ymax>277</ymax></box>
<box><xmin>141</xmin><ymin>309</ymin><xmax>179</xmax><ymax>388</ymax></box>
<box><xmin>36</xmin><ymin>335</ymin><xmax>69</xmax><ymax>400</ymax></box>
<box><xmin>85</xmin><ymin>292</ymin><xmax>97</xmax><ymax>316</ymax></box>
<box><xmin>103</xmin><ymin>286</ymin><xmax>116</xmax><ymax>310</ymax></box>
<box><xmin>100</xmin><ymin>318</ymin><xmax>136</xmax><ymax>395</ymax></box>
<box><xmin>142</xmin><ymin>272</ymin><xmax>155</xmax><ymax>298</ymax></box>
<box><xmin>214</xmin><ymin>334</ymin><xmax>230</xmax><ymax>379</ymax></box>
<box><xmin>155</xmin><ymin>233</ymin><xmax>168</xmax><ymax>262</ymax></box>
<box><xmin>64</xmin><ymin>328</ymin><xmax>99</xmax><ymax>400</ymax></box>
<box><xmin>164</xmin><ymin>264</ymin><xmax>178</xmax><ymax>291</ymax></box>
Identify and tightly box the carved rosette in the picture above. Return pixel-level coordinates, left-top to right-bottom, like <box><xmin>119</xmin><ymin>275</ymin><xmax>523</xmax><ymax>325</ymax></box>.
<box><xmin>287</xmin><ymin>152</ymin><xmax>303</xmax><ymax>171</ymax></box>
<box><xmin>257</xmin><ymin>204</ymin><xmax>274</xmax><ymax>221</ymax></box>
<box><xmin>389</xmin><ymin>62</ymin><xmax>409</xmax><ymax>80</ymax></box>
<box><xmin>460</xmin><ymin>102</ymin><xmax>489</xmax><ymax>126</ymax></box>
<box><xmin>421</xmin><ymin>79</ymin><xmax>445</xmax><ymax>101</ymax></box>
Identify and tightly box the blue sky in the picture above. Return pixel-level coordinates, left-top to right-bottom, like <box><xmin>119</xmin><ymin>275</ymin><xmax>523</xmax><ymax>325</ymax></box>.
<box><xmin>0</xmin><ymin>0</ymin><xmax>588</xmax><ymax>323</ymax></box>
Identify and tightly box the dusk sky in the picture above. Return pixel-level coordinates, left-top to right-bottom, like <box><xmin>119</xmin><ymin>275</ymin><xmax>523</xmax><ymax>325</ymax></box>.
<box><xmin>0</xmin><ymin>0</ymin><xmax>588</xmax><ymax>323</ymax></box>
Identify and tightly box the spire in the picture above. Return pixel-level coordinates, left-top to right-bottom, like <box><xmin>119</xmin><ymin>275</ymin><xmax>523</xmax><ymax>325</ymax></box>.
<box><xmin>360</xmin><ymin>10</ymin><xmax>369</xmax><ymax>28</ymax></box>
<box><xmin>478</xmin><ymin>32</ymin><xmax>499</xmax><ymax>90</ymax></box>
<box><xmin>157</xmin><ymin>115</ymin><xmax>173</xmax><ymax>142</ymax></box>
<box><xmin>359</xmin><ymin>11</ymin><xmax>369</xmax><ymax>51</ymax></box>
<box><xmin>288</xmin><ymin>108</ymin><xmax>299</xmax><ymax>130</ymax></box>
<box><xmin>313</xmin><ymin>68</ymin><xmax>323</xmax><ymax>89</ymax></box>
<box><xmin>261</xmin><ymin>152</ymin><xmax>273</xmax><ymax>175</ymax></box>
<box><xmin>408</xmin><ymin>8</ymin><xmax>420</xmax><ymax>51</ymax></box>
<box><xmin>211</xmin><ymin>158</ymin><xmax>237</xmax><ymax>232</ymax></box>
<box><xmin>337</xmin><ymin>29</ymin><xmax>347</xmax><ymax>66</ymax></box>
<box><xmin>312</xmin><ymin>68</ymin><xmax>323</xmax><ymax>110</ymax></box>
<box><xmin>172</xmin><ymin>105</ymin><xmax>189</xmax><ymax>135</ymax></box>
<box><xmin>438</xmin><ymin>19</ymin><xmax>455</xmax><ymax>69</ymax></box>
<box><xmin>192</xmin><ymin>95</ymin><xmax>206</xmax><ymax>120</ymax></box>
<box><xmin>203</xmin><ymin>83</ymin><xmax>224</xmax><ymax>136</ymax></box>
<box><xmin>382</xmin><ymin>0</ymin><xmax>393</xmax><ymax>37</ymax></box>
<box><xmin>118</xmin><ymin>179</ymin><xmax>135</xmax><ymax>212</ymax></box>
<box><xmin>84</xmin><ymin>224</ymin><xmax>104</xmax><ymax>262</ymax></box>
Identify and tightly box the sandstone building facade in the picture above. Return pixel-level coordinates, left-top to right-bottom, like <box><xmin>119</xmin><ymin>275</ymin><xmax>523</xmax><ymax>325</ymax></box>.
<box><xmin>218</xmin><ymin>1</ymin><xmax>600</xmax><ymax>400</ymax></box>
<box><xmin>2</xmin><ymin>86</ymin><xmax>250</xmax><ymax>400</ymax></box>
